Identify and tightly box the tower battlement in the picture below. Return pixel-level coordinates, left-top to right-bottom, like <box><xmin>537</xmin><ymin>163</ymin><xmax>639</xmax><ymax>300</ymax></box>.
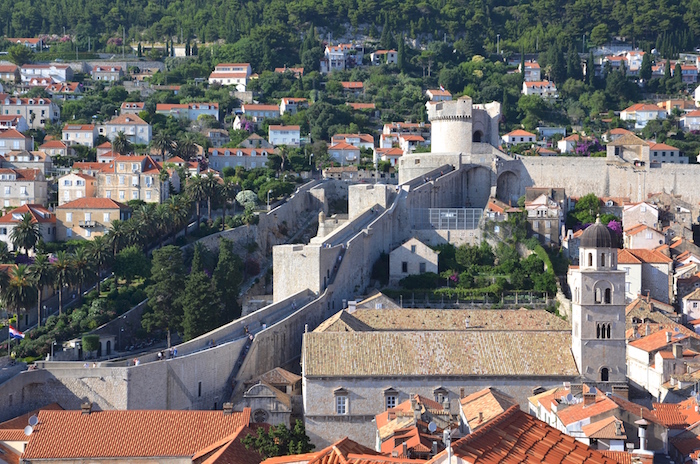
<box><xmin>427</xmin><ymin>96</ymin><xmax>474</xmax><ymax>122</ymax></box>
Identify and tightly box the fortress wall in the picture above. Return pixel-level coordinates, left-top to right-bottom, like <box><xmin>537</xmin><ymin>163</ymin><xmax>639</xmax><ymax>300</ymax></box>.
<box><xmin>0</xmin><ymin>367</ymin><xmax>130</xmax><ymax>422</ymax></box>
<box><xmin>348</xmin><ymin>184</ymin><xmax>393</xmax><ymax>219</ymax></box>
<box><xmin>520</xmin><ymin>157</ymin><xmax>700</xmax><ymax>208</ymax></box>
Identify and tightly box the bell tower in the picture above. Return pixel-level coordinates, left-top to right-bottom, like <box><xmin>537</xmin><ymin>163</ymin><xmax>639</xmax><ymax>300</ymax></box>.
<box><xmin>569</xmin><ymin>218</ymin><xmax>627</xmax><ymax>383</ymax></box>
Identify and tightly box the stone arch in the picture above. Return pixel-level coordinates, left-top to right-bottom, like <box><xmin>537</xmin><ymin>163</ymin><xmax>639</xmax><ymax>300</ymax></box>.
<box><xmin>473</xmin><ymin>130</ymin><xmax>483</xmax><ymax>142</ymax></box>
<box><xmin>464</xmin><ymin>166</ymin><xmax>492</xmax><ymax>207</ymax></box>
<box><xmin>593</xmin><ymin>280</ymin><xmax>614</xmax><ymax>304</ymax></box>
<box><xmin>600</xmin><ymin>367</ymin><xmax>610</xmax><ymax>382</ymax></box>
<box><xmin>495</xmin><ymin>170</ymin><xmax>520</xmax><ymax>205</ymax></box>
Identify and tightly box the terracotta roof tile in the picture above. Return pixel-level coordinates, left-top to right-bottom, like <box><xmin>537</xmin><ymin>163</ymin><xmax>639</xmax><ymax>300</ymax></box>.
<box><xmin>106</xmin><ymin>114</ymin><xmax>149</xmax><ymax>126</ymax></box>
<box><xmin>629</xmin><ymin>328</ymin><xmax>695</xmax><ymax>352</ymax></box>
<box><xmin>599</xmin><ymin>451</ymin><xmax>632</xmax><ymax>464</ymax></box>
<box><xmin>555</xmin><ymin>396</ymin><xmax>618</xmax><ymax>426</ymax></box>
<box><xmin>261</xmin><ymin>437</ymin><xmax>377</xmax><ymax>464</ymax></box>
<box><xmin>0</xmin><ymin>403</ymin><xmax>63</xmax><ymax>429</ymax></box>
<box><xmin>505</xmin><ymin>129</ymin><xmax>536</xmax><ymax>137</ymax></box>
<box><xmin>580</xmin><ymin>416</ymin><xmax>626</xmax><ymax>439</ymax></box>
<box><xmin>57</xmin><ymin>198</ymin><xmax>130</xmax><ymax>210</ymax></box>
<box><xmin>460</xmin><ymin>387</ymin><xmax>518</xmax><ymax>431</ymax></box>
<box><xmin>0</xmin><ymin>441</ymin><xmax>20</xmax><ymax>464</ymax></box>
<box><xmin>429</xmin><ymin>406</ymin><xmax>620</xmax><ymax>463</ymax></box>
<box><xmin>0</xmin><ymin>204</ymin><xmax>55</xmax><ymax>224</ymax></box>
<box><xmin>192</xmin><ymin>424</ymin><xmax>268</xmax><ymax>464</ymax></box>
<box><xmin>22</xmin><ymin>408</ymin><xmax>251</xmax><ymax>459</ymax></box>
<box><xmin>0</xmin><ymin>129</ymin><xmax>27</xmax><ymax>139</ymax></box>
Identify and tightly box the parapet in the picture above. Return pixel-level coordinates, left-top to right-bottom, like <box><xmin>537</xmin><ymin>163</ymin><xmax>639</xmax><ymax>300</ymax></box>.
<box><xmin>427</xmin><ymin>96</ymin><xmax>473</xmax><ymax>122</ymax></box>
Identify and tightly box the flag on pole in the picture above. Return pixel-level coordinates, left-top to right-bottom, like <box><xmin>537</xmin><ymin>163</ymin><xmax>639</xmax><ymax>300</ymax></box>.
<box><xmin>8</xmin><ymin>326</ymin><xmax>24</xmax><ymax>340</ymax></box>
<box><xmin>440</xmin><ymin>85</ymin><xmax>445</xmax><ymax>91</ymax></box>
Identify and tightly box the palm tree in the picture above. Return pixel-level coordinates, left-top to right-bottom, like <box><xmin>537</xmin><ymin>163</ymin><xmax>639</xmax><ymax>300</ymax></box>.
<box><xmin>221</xmin><ymin>178</ymin><xmax>239</xmax><ymax>231</ymax></box>
<box><xmin>85</xmin><ymin>236</ymin><xmax>111</xmax><ymax>294</ymax></box>
<box><xmin>134</xmin><ymin>204</ymin><xmax>157</xmax><ymax>243</ymax></box>
<box><xmin>203</xmin><ymin>173</ymin><xmax>220</xmax><ymax>222</ymax></box>
<box><xmin>151</xmin><ymin>132</ymin><xmax>173</xmax><ymax>159</ymax></box>
<box><xmin>166</xmin><ymin>194</ymin><xmax>191</xmax><ymax>236</ymax></box>
<box><xmin>187</xmin><ymin>175</ymin><xmax>206</xmax><ymax>229</ymax></box>
<box><xmin>154</xmin><ymin>203</ymin><xmax>172</xmax><ymax>244</ymax></box>
<box><xmin>112</xmin><ymin>132</ymin><xmax>133</xmax><ymax>156</ymax></box>
<box><xmin>158</xmin><ymin>168</ymin><xmax>170</xmax><ymax>203</ymax></box>
<box><xmin>29</xmin><ymin>254</ymin><xmax>54</xmax><ymax>328</ymax></box>
<box><xmin>10</xmin><ymin>213</ymin><xmax>40</xmax><ymax>256</ymax></box>
<box><xmin>123</xmin><ymin>219</ymin><xmax>147</xmax><ymax>249</ymax></box>
<box><xmin>175</xmin><ymin>136</ymin><xmax>197</xmax><ymax>161</ymax></box>
<box><xmin>107</xmin><ymin>220</ymin><xmax>129</xmax><ymax>256</ymax></box>
<box><xmin>71</xmin><ymin>248</ymin><xmax>92</xmax><ymax>303</ymax></box>
<box><xmin>3</xmin><ymin>264</ymin><xmax>37</xmax><ymax>332</ymax></box>
<box><xmin>53</xmin><ymin>251</ymin><xmax>73</xmax><ymax>315</ymax></box>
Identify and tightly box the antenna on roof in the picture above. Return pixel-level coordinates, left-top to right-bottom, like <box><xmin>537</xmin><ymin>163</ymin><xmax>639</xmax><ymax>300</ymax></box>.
<box><xmin>428</xmin><ymin>421</ymin><xmax>437</xmax><ymax>433</ymax></box>
<box><xmin>28</xmin><ymin>415</ymin><xmax>38</xmax><ymax>427</ymax></box>
<box><xmin>24</xmin><ymin>425</ymin><xmax>33</xmax><ymax>436</ymax></box>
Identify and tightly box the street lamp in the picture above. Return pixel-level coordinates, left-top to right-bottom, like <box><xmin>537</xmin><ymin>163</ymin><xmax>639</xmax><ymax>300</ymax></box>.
<box><xmin>266</xmin><ymin>189</ymin><xmax>272</xmax><ymax>211</ymax></box>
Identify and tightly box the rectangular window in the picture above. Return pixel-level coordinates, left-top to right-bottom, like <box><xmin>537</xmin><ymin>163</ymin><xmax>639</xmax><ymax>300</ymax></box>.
<box><xmin>118</xmin><ymin>176</ymin><xmax>125</xmax><ymax>185</ymax></box>
<box><xmin>419</xmin><ymin>262</ymin><xmax>426</xmax><ymax>273</ymax></box>
<box><xmin>386</xmin><ymin>396</ymin><xmax>397</xmax><ymax>410</ymax></box>
<box><xmin>119</xmin><ymin>190</ymin><xmax>125</xmax><ymax>200</ymax></box>
<box><xmin>85</xmin><ymin>229</ymin><xmax>91</xmax><ymax>237</ymax></box>
<box><xmin>410</xmin><ymin>245</ymin><xmax>416</xmax><ymax>253</ymax></box>
<box><xmin>145</xmin><ymin>190</ymin><xmax>151</xmax><ymax>200</ymax></box>
<box><xmin>106</xmin><ymin>176</ymin><xmax>112</xmax><ymax>185</ymax></box>
<box><xmin>103</xmin><ymin>213</ymin><xmax>110</xmax><ymax>222</ymax></box>
<box><xmin>402</xmin><ymin>262</ymin><xmax>408</xmax><ymax>273</ymax></box>
<box><xmin>335</xmin><ymin>396</ymin><xmax>347</xmax><ymax>414</ymax></box>
<box><xmin>0</xmin><ymin>228</ymin><xmax>6</xmax><ymax>235</ymax></box>
<box><xmin>198</xmin><ymin>381</ymin><xmax>202</xmax><ymax>397</ymax></box>
<box><xmin>132</xmin><ymin>191</ymin><xmax>138</xmax><ymax>199</ymax></box>
<box><xmin>646</xmin><ymin>232</ymin><xmax>653</xmax><ymax>239</ymax></box>
<box><xmin>20</xmin><ymin>187</ymin><xmax>26</xmax><ymax>195</ymax></box>
<box><xmin>625</xmin><ymin>282</ymin><xmax>631</xmax><ymax>292</ymax></box>
<box><xmin>85</xmin><ymin>213</ymin><xmax>91</xmax><ymax>221</ymax></box>
<box><xmin>66</xmin><ymin>229</ymin><xmax>72</xmax><ymax>237</ymax></box>
<box><xmin>3</xmin><ymin>187</ymin><xmax>9</xmax><ymax>195</ymax></box>
<box><xmin>106</xmin><ymin>191</ymin><xmax>112</xmax><ymax>198</ymax></box>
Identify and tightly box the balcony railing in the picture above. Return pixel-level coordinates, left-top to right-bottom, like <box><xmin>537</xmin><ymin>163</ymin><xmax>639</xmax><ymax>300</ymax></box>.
<box><xmin>79</xmin><ymin>220</ymin><xmax>97</xmax><ymax>228</ymax></box>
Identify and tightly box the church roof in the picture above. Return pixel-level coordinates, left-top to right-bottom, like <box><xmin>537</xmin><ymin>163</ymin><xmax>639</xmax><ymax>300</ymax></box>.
<box><xmin>338</xmin><ymin>308</ymin><xmax>570</xmax><ymax>332</ymax></box>
<box><xmin>303</xmin><ymin>331</ymin><xmax>578</xmax><ymax>377</ymax></box>
<box><xmin>580</xmin><ymin>218</ymin><xmax>613</xmax><ymax>248</ymax></box>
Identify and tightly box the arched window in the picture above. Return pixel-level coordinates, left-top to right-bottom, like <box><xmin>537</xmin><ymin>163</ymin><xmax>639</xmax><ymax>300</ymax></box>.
<box><xmin>600</xmin><ymin>367</ymin><xmax>609</xmax><ymax>382</ymax></box>
<box><xmin>588</xmin><ymin>253</ymin><xmax>593</xmax><ymax>267</ymax></box>
<box><xmin>600</xmin><ymin>253</ymin><xmax>605</xmax><ymax>267</ymax></box>
<box><xmin>606</xmin><ymin>323</ymin><xmax>611</xmax><ymax>339</ymax></box>
<box><xmin>596</xmin><ymin>324</ymin><xmax>601</xmax><ymax>339</ymax></box>
<box><xmin>595</xmin><ymin>288</ymin><xmax>602</xmax><ymax>303</ymax></box>
<box><xmin>473</xmin><ymin>131</ymin><xmax>483</xmax><ymax>143</ymax></box>
<box><xmin>604</xmin><ymin>288</ymin><xmax>612</xmax><ymax>304</ymax></box>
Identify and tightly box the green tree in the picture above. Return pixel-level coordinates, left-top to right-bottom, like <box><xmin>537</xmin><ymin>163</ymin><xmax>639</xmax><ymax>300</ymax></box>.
<box><xmin>114</xmin><ymin>245</ymin><xmax>150</xmax><ymax>285</ymax></box>
<box><xmin>191</xmin><ymin>242</ymin><xmax>205</xmax><ymax>274</ymax></box>
<box><xmin>566</xmin><ymin>45</ymin><xmax>582</xmax><ymax>81</ymax></box>
<box><xmin>212</xmin><ymin>238</ymin><xmax>243</xmax><ymax>323</ymax></box>
<box><xmin>53</xmin><ymin>251</ymin><xmax>74</xmax><ymax>315</ymax></box>
<box><xmin>71</xmin><ymin>247</ymin><xmax>92</xmax><ymax>303</ymax></box>
<box><xmin>242</xmin><ymin>420</ymin><xmax>314</xmax><ymax>458</ymax></box>
<box><xmin>29</xmin><ymin>254</ymin><xmax>54</xmax><ymax>328</ymax></box>
<box><xmin>180</xmin><ymin>271</ymin><xmax>221</xmax><ymax>341</ymax></box>
<box><xmin>85</xmin><ymin>236</ymin><xmax>111</xmax><ymax>294</ymax></box>
<box><xmin>640</xmin><ymin>53</ymin><xmax>652</xmax><ymax>81</ymax></box>
<box><xmin>82</xmin><ymin>334</ymin><xmax>100</xmax><ymax>357</ymax></box>
<box><xmin>7</xmin><ymin>44</ymin><xmax>32</xmax><ymax>66</ymax></box>
<box><xmin>187</xmin><ymin>175</ymin><xmax>207</xmax><ymax>229</ymax></box>
<box><xmin>221</xmin><ymin>178</ymin><xmax>239</xmax><ymax>230</ymax></box>
<box><xmin>143</xmin><ymin>245</ymin><xmax>185</xmax><ymax>347</ymax></box>
<box><xmin>397</xmin><ymin>34</ymin><xmax>405</xmax><ymax>71</ymax></box>
<box><xmin>203</xmin><ymin>172</ymin><xmax>221</xmax><ymax>221</ymax></box>
<box><xmin>589</xmin><ymin>24</ymin><xmax>609</xmax><ymax>47</ymax></box>
<box><xmin>236</xmin><ymin>190</ymin><xmax>257</xmax><ymax>209</ymax></box>
<box><xmin>10</xmin><ymin>213</ymin><xmax>40</xmax><ymax>255</ymax></box>
<box><xmin>112</xmin><ymin>132</ymin><xmax>133</xmax><ymax>155</ymax></box>
<box><xmin>569</xmin><ymin>193</ymin><xmax>600</xmax><ymax>226</ymax></box>
<box><xmin>3</xmin><ymin>264</ymin><xmax>37</xmax><ymax>331</ymax></box>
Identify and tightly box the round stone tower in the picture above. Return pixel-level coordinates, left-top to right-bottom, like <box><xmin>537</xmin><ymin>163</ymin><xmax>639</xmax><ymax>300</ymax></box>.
<box><xmin>427</xmin><ymin>96</ymin><xmax>474</xmax><ymax>154</ymax></box>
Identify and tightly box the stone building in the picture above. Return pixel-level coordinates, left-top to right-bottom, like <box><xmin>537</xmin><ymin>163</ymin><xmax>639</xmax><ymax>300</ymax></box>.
<box><xmin>617</xmin><ymin>249</ymin><xmax>673</xmax><ymax>304</ymax></box>
<box><xmin>56</xmin><ymin>198</ymin><xmax>131</xmax><ymax>240</ymax></box>
<box><xmin>389</xmin><ymin>237</ymin><xmax>438</xmax><ymax>284</ymax></box>
<box><xmin>235</xmin><ymin>367</ymin><xmax>302</xmax><ymax>426</ymax></box>
<box><xmin>301</xmin><ymin>307</ymin><xmax>582</xmax><ymax>447</ymax></box>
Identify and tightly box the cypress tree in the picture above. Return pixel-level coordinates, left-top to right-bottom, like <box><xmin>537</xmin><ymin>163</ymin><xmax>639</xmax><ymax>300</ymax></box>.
<box><xmin>566</xmin><ymin>45</ymin><xmax>582</xmax><ymax>81</ymax></box>
<box><xmin>639</xmin><ymin>53</ymin><xmax>652</xmax><ymax>80</ymax></box>
<box><xmin>192</xmin><ymin>42</ymin><xmax>198</xmax><ymax>56</ymax></box>
<box><xmin>212</xmin><ymin>238</ymin><xmax>243</xmax><ymax>323</ymax></box>
<box><xmin>397</xmin><ymin>34</ymin><xmax>405</xmax><ymax>71</ymax></box>
<box><xmin>180</xmin><ymin>271</ymin><xmax>221</xmax><ymax>341</ymax></box>
<box><xmin>587</xmin><ymin>51</ymin><xmax>596</xmax><ymax>86</ymax></box>
<box><xmin>191</xmin><ymin>242</ymin><xmax>204</xmax><ymax>273</ymax></box>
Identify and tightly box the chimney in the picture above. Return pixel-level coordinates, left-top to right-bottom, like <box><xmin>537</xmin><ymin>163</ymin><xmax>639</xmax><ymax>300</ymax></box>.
<box><xmin>478</xmin><ymin>411</ymin><xmax>484</xmax><ymax>423</ymax></box>
<box><xmin>645</xmin><ymin>324</ymin><xmax>651</xmax><ymax>336</ymax></box>
<box><xmin>442</xmin><ymin>397</ymin><xmax>450</xmax><ymax>412</ymax></box>
<box><xmin>222</xmin><ymin>402</ymin><xmax>233</xmax><ymax>415</ymax></box>
<box><xmin>460</xmin><ymin>388</ymin><xmax>465</xmax><ymax>399</ymax></box>
<box><xmin>402</xmin><ymin>442</ymin><xmax>407</xmax><ymax>457</ymax></box>
<box><xmin>636</xmin><ymin>418</ymin><xmax>650</xmax><ymax>452</ymax></box>
<box><xmin>666</xmin><ymin>331</ymin><xmax>672</xmax><ymax>343</ymax></box>
<box><xmin>583</xmin><ymin>393</ymin><xmax>596</xmax><ymax>407</ymax></box>
<box><xmin>673</xmin><ymin>343</ymin><xmax>683</xmax><ymax>359</ymax></box>
<box><xmin>81</xmin><ymin>402</ymin><xmax>92</xmax><ymax>414</ymax></box>
<box><xmin>432</xmin><ymin>441</ymin><xmax>438</xmax><ymax>456</ymax></box>
<box><xmin>615</xmin><ymin>421</ymin><xmax>622</xmax><ymax>436</ymax></box>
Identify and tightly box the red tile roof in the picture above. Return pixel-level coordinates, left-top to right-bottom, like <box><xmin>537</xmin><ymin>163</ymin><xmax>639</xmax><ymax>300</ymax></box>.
<box><xmin>0</xmin><ymin>442</ymin><xmax>19</xmax><ymax>464</ymax></box>
<box><xmin>269</xmin><ymin>125</ymin><xmax>300</xmax><ymax>131</ymax></box>
<box><xmin>618</xmin><ymin>248</ymin><xmax>672</xmax><ymax>264</ymax></box>
<box><xmin>261</xmin><ymin>437</ymin><xmax>377</xmax><ymax>464</ymax></box>
<box><xmin>0</xmin><ymin>129</ymin><xmax>27</xmax><ymax>139</ymax></box>
<box><xmin>555</xmin><ymin>396</ymin><xmax>618</xmax><ymax>426</ymax></box>
<box><xmin>38</xmin><ymin>140</ymin><xmax>67</xmax><ymax>149</ymax></box>
<box><xmin>624</xmin><ymin>223</ymin><xmax>662</xmax><ymax>237</ymax></box>
<box><xmin>628</xmin><ymin>328</ymin><xmax>693</xmax><ymax>352</ymax></box>
<box><xmin>623</xmin><ymin>103</ymin><xmax>665</xmax><ymax>113</ymax></box>
<box><xmin>57</xmin><ymin>198</ymin><xmax>130</xmax><ymax>210</ymax></box>
<box><xmin>329</xmin><ymin>142</ymin><xmax>359</xmax><ymax>150</ymax></box>
<box><xmin>341</xmin><ymin>81</ymin><xmax>364</xmax><ymax>89</ymax></box>
<box><xmin>0</xmin><ymin>403</ymin><xmax>63</xmax><ymax>429</ymax></box>
<box><xmin>22</xmin><ymin>408</ymin><xmax>251</xmax><ymax>459</ymax></box>
<box><xmin>156</xmin><ymin>103</ymin><xmax>219</xmax><ymax>110</ymax></box>
<box><xmin>346</xmin><ymin>102</ymin><xmax>376</xmax><ymax>110</ymax></box>
<box><xmin>62</xmin><ymin>124</ymin><xmax>94</xmax><ymax>131</ymax></box>
<box><xmin>505</xmin><ymin>129</ymin><xmax>536</xmax><ymax>137</ymax></box>
<box><xmin>243</xmin><ymin>104</ymin><xmax>280</xmax><ymax>112</ymax></box>
<box><xmin>72</xmin><ymin>162</ymin><xmax>113</xmax><ymax>173</ymax></box>
<box><xmin>0</xmin><ymin>168</ymin><xmax>42</xmax><ymax>180</ymax></box>
<box><xmin>648</xmin><ymin>142</ymin><xmax>679</xmax><ymax>151</ymax></box>
<box><xmin>106</xmin><ymin>114</ymin><xmax>149</xmax><ymax>125</ymax></box>
<box><xmin>431</xmin><ymin>406</ymin><xmax>620</xmax><ymax>463</ymax></box>
<box><xmin>0</xmin><ymin>204</ymin><xmax>55</xmax><ymax>224</ymax></box>
<box><xmin>599</xmin><ymin>451</ymin><xmax>632</xmax><ymax>464</ymax></box>
<box><xmin>191</xmin><ymin>424</ymin><xmax>268</xmax><ymax>464</ymax></box>
<box><xmin>653</xmin><ymin>398</ymin><xmax>700</xmax><ymax>429</ymax></box>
